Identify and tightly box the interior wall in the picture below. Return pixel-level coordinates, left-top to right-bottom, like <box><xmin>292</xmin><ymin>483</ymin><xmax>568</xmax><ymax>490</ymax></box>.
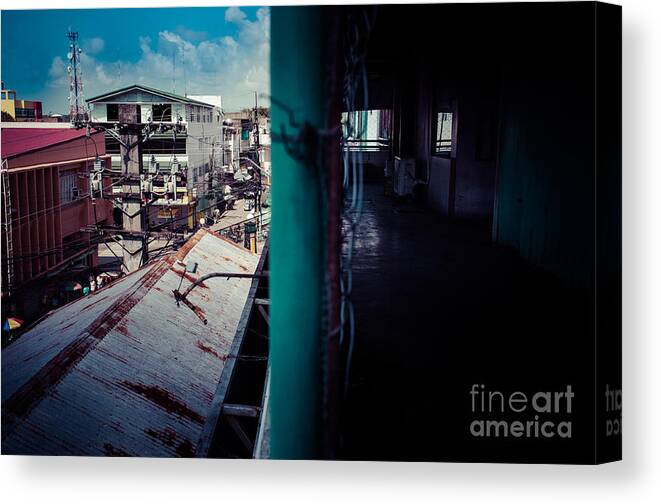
<box><xmin>452</xmin><ymin>77</ymin><xmax>499</xmax><ymax>220</ymax></box>
<box><xmin>492</xmin><ymin>4</ymin><xmax>597</xmax><ymax>290</ymax></box>
<box><xmin>427</xmin><ymin>156</ymin><xmax>452</xmax><ymax>215</ymax></box>
<box><xmin>406</xmin><ymin>66</ymin><xmax>498</xmax><ymax>221</ymax></box>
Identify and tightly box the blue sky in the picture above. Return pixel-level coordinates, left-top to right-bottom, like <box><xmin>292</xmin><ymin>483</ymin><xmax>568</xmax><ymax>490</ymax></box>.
<box><xmin>1</xmin><ymin>7</ymin><xmax>269</xmax><ymax>114</ymax></box>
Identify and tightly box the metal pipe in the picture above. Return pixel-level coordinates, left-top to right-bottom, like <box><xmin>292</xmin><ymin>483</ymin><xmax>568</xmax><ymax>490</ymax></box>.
<box><xmin>176</xmin><ymin>271</ymin><xmax>269</xmax><ymax>300</ymax></box>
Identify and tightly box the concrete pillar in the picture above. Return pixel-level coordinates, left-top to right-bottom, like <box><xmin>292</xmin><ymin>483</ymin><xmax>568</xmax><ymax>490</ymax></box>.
<box><xmin>270</xmin><ymin>6</ymin><xmax>325</xmax><ymax>459</ymax></box>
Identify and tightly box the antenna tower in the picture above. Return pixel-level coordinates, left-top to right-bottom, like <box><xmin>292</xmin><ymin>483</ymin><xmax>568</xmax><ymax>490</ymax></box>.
<box><xmin>66</xmin><ymin>31</ymin><xmax>86</xmax><ymax>122</ymax></box>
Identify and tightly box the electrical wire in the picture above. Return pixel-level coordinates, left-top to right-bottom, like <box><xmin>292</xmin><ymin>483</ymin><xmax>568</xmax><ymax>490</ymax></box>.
<box><xmin>340</xmin><ymin>6</ymin><xmax>377</xmax><ymax>395</ymax></box>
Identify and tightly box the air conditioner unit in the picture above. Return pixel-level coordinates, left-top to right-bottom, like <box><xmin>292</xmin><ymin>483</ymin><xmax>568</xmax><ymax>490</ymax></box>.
<box><xmin>393</xmin><ymin>157</ymin><xmax>416</xmax><ymax>197</ymax></box>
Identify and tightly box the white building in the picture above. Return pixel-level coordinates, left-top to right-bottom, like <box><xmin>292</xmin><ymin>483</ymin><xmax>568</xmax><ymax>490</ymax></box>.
<box><xmin>87</xmin><ymin>85</ymin><xmax>225</xmax><ymax>228</ymax></box>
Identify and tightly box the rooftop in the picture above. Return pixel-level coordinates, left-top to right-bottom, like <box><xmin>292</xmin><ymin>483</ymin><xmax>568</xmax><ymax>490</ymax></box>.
<box><xmin>0</xmin><ymin>127</ymin><xmax>91</xmax><ymax>159</ymax></box>
<box><xmin>1</xmin><ymin>229</ymin><xmax>260</xmax><ymax>457</ymax></box>
<box><xmin>86</xmin><ymin>84</ymin><xmax>216</xmax><ymax>108</ymax></box>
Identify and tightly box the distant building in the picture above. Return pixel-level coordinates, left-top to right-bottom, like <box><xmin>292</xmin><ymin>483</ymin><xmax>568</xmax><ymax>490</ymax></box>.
<box><xmin>1</xmin><ymin>84</ymin><xmax>43</xmax><ymax>121</ymax></box>
<box><xmin>224</xmin><ymin>110</ymin><xmax>271</xmax><ymax>172</ymax></box>
<box><xmin>87</xmin><ymin>85</ymin><xmax>225</xmax><ymax>228</ymax></box>
<box><xmin>40</xmin><ymin>113</ymin><xmax>69</xmax><ymax>123</ymax></box>
<box><xmin>1</xmin><ymin>127</ymin><xmax>112</xmax><ymax>319</ymax></box>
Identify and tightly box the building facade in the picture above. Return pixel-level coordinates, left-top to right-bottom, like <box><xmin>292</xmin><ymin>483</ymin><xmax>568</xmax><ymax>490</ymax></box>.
<box><xmin>1</xmin><ymin>84</ymin><xmax>43</xmax><ymax>121</ymax></box>
<box><xmin>1</xmin><ymin>126</ymin><xmax>112</xmax><ymax>320</ymax></box>
<box><xmin>224</xmin><ymin>110</ymin><xmax>271</xmax><ymax>174</ymax></box>
<box><xmin>86</xmin><ymin>85</ymin><xmax>224</xmax><ymax>228</ymax></box>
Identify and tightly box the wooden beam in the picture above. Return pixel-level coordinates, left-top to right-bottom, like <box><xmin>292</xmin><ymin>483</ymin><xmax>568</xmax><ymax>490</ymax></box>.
<box><xmin>222</xmin><ymin>404</ymin><xmax>262</xmax><ymax>418</ymax></box>
<box><xmin>257</xmin><ymin>304</ymin><xmax>270</xmax><ymax>326</ymax></box>
<box><xmin>227</xmin><ymin>416</ymin><xmax>254</xmax><ymax>454</ymax></box>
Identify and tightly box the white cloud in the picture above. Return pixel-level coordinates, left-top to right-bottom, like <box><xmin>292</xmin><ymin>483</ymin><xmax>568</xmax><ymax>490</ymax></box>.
<box><xmin>48</xmin><ymin>56</ymin><xmax>67</xmax><ymax>81</ymax></box>
<box><xmin>40</xmin><ymin>7</ymin><xmax>270</xmax><ymax>114</ymax></box>
<box><xmin>224</xmin><ymin>7</ymin><xmax>247</xmax><ymax>24</ymax></box>
<box><xmin>84</xmin><ymin>37</ymin><xmax>105</xmax><ymax>55</ymax></box>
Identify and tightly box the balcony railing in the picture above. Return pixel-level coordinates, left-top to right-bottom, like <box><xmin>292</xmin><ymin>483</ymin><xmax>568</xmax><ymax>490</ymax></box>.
<box><xmin>342</xmin><ymin>138</ymin><xmax>391</xmax><ymax>152</ymax></box>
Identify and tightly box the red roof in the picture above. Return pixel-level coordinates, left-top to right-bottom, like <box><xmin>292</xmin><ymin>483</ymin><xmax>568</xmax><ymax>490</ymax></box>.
<box><xmin>1</xmin><ymin>128</ymin><xmax>89</xmax><ymax>159</ymax></box>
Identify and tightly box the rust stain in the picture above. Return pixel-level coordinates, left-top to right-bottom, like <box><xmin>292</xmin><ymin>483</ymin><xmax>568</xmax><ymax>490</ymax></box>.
<box><xmin>190</xmin><ymin>382</ymin><xmax>214</xmax><ymax>402</ymax></box>
<box><xmin>122</xmin><ymin>381</ymin><xmax>204</xmax><ymax>425</ymax></box>
<box><xmin>103</xmin><ymin>443</ymin><xmax>131</xmax><ymax>457</ymax></box>
<box><xmin>115</xmin><ymin>322</ymin><xmax>129</xmax><ymax>336</ymax></box>
<box><xmin>177</xmin><ymin>295</ymin><xmax>207</xmax><ymax>324</ymax></box>
<box><xmin>175</xmin><ymin>438</ymin><xmax>195</xmax><ymax>458</ymax></box>
<box><xmin>4</xmin><ymin>336</ymin><xmax>97</xmax><ymax>422</ymax></box>
<box><xmin>145</xmin><ymin>426</ymin><xmax>178</xmax><ymax>447</ymax></box>
<box><xmin>192</xmin><ymin>304</ymin><xmax>206</xmax><ymax>321</ymax></box>
<box><xmin>172</xmin><ymin>229</ymin><xmax>206</xmax><ymax>262</ymax></box>
<box><xmin>114</xmin><ymin>321</ymin><xmax>141</xmax><ymax>344</ymax></box>
<box><xmin>1</xmin><ymin>261</ymin><xmax>169</xmax><ymax>438</ymax></box>
<box><xmin>196</xmin><ymin>341</ymin><xmax>227</xmax><ymax>361</ymax></box>
<box><xmin>170</xmin><ymin>267</ymin><xmax>208</xmax><ymax>288</ymax></box>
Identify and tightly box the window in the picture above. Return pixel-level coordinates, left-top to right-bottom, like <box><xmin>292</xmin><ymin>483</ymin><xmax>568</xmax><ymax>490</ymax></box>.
<box><xmin>152</xmin><ymin>104</ymin><xmax>172</xmax><ymax>122</ymax></box>
<box><xmin>15</xmin><ymin>108</ymin><xmax>35</xmax><ymax>118</ymax></box>
<box><xmin>342</xmin><ymin>109</ymin><xmax>392</xmax><ymax>151</ymax></box>
<box><xmin>59</xmin><ymin>171</ymin><xmax>79</xmax><ymax>205</ymax></box>
<box><xmin>434</xmin><ymin>112</ymin><xmax>454</xmax><ymax>155</ymax></box>
<box><xmin>142</xmin><ymin>134</ymin><xmax>187</xmax><ymax>155</ymax></box>
<box><xmin>105</xmin><ymin>133</ymin><xmax>121</xmax><ymax>154</ymax></box>
<box><xmin>106</xmin><ymin>104</ymin><xmax>119</xmax><ymax>122</ymax></box>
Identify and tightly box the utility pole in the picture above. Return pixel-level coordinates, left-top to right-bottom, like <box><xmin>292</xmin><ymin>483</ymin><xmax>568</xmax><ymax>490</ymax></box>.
<box><xmin>253</xmin><ymin>91</ymin><xmax>260</xmax><ymax>149</ymax></box>
<box><xmin>253</xmin><ymin>91</ymin><xmax>262</xmax><ymax>227</ymax></box>
<box><xmin>79</xmin><ymin>115</ymin><xmax>183</xmax><ymax>274</ymax></box>
<box><xmin>119</xmin><ymin>105</ymin><xmax>146</xmax><ymax>272</ymax></box>
<box><xmin>66</xmin><ymin>31</ymin><xmax>184</xmax><ymax>276</ymax></box>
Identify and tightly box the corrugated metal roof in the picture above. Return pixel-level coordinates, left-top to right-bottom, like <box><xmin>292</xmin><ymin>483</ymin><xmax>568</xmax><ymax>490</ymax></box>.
<box><xmin>1</xmin><ymin>127</ymin><xmax>91</xmax><ymax>159</ymax></box>
<box><xmin>1</xmin><ymin>229</ymin><xmax>260</xmax><ymax>457</ymax></box>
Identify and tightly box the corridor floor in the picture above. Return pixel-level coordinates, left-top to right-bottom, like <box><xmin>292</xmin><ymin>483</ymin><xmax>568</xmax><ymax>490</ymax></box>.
<box><xmin>340</xmin><ymin>181</ymin><xmax>592</xmax><ymax>462</ymax></box>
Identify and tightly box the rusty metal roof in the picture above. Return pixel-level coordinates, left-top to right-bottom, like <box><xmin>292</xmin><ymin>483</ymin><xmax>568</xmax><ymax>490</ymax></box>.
<box><xmin>1</xmin><ymin>229</ymin><xmax>260</xmax><ymax>457</ymax></box>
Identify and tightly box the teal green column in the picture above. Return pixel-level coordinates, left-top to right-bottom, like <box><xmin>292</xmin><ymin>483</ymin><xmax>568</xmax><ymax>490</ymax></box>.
<box><xmin>270</xmin><ymin>6</ymin><xmax>324</xmax><ymax>459</ymax></box>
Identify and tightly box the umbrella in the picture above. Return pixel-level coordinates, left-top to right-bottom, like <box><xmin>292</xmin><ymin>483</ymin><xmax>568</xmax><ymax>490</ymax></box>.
<box><xmin>62</xmin><ymin>281</ymin><xmax>82</xmax><ymax>292</ymax></box>
<box><xmin>3</xmin><ymin>318</ymin><xmax>23</xmax><ymax>331</ymax></box>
